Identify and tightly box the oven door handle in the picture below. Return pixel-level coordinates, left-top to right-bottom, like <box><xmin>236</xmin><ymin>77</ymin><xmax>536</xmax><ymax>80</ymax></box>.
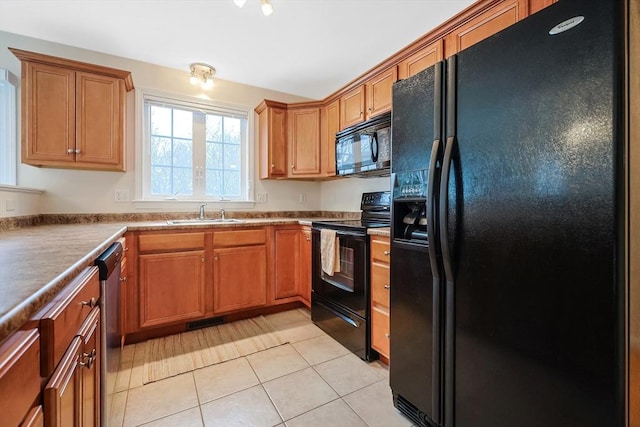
<box><xmin>315</xmin><ymin>300</ymin><xmax>361</xmax><ymax>328</ymax></box>
<box><xmin>312</xmin><ymin>228</ymin><xmax>366</xmax><ymax>239</ymax></box>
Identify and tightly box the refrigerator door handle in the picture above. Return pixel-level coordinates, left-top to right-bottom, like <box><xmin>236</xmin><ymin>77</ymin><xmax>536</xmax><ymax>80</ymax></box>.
<box><xmin>439</xmin><ymin>136</ymin><xmax>455</xmax><ymax>282</ymax></box>
<box><xmin>427</xmin><ymin>138</ymin><xmax>441</xmax><ymax>278</ymax></box>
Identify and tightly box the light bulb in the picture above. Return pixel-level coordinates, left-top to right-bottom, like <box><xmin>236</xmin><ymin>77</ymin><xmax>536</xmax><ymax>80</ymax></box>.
<box><xmin>261</xmin><ymin>0</ymin><xmax>273</xmax><ymax>16</ymax></box>
<box><xmin>189</xmin><ymin>74</ymin><xmax>198</xmax><ymax>85</ymax></box>
<box><xmin>233</xmin><ymin>0</ymin><xmax>247</xmax><ymax>7</ymax></box>
<box><xmin>201</xmin><ymin>77</ymin><xmax>214</xmax><ymax>89</ymax></box>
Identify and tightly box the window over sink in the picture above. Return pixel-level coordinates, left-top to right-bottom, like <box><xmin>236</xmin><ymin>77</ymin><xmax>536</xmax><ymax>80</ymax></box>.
<box><xmin>138</xmin><ymin>91</ymin><xmax>250</xmax><ymax>202</ymax></box>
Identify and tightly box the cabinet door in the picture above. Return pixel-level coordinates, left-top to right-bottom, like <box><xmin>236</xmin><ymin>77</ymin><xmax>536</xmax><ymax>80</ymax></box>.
<box><xmin>529</xmin><ymin>0</ymin><xmax>556</xmax><ymax>15</ymax></box>
<box><xmin>0</xmin><ymin>329</ymin><xmax>41</xmax><ymax>427</ymax></box>
<box><xmin>288</xmin><ymin>107</ymin><xmax>321</xmax><ymax>177</ymax></box>
<box><xmin>213</xmin><ymin>245</ymin><xmax>267</xmax><ymax>313</ymax></box>
<box><xmin>75</xmin><ymin>72</ymin><xmax>125</xmax><ymax>170</ymax></box>
<box><xmin>321</xmin><ymin>99</ymin><xmax>339</xmax><ymax>177</ymax></box>
<box><xmin>257</xmin><ymin>103</ymin><xmax>288</xmax><ymax>179</ymax></box>
<box><xmin>274</xmin><ymin>229</ymin><xmax>300</xmax><ymax>300</ymax></box>
<box><xmin>299</xmin><ymin>228</ymin><xmax>312</xmax><ymax>306</ymax></box>
<box><xmin>398</xmin><ymin>40</ymin><xmax>444</xmax><ymax>79</ymax></box>
<box><xmin>340</xmin><ymin>85</ymin><xmax>365</xmax><ymax>129</ymax></box>
<box><xmin>139</xmin><ymin>250</ymin><xmax>206</xmax><ymax>328</ymax></box>
<box><xmin>22</xmin><ymin>62</ymin><xmax>75</xmax><ymax>165</ymax></box>
<box><xmin>44</xmin><ymin>337</ymin><xmax>82</xmax><ymax>427</ymax></box>
<box><xmin>444</xmin><ymin>0</ymin><xmax>527</xmax><ymax>58</ymax></box>
<box><xmin>365</xmin><ymin>67</ymin><xmax>397</xmax><ymax>120</ymax></box>
<box><xmin>77</xmin><ymin>307</ymin><xmax>101</xmax><ymax>427</ymax></box>
<box><xmin>371</xmin><ymin>307</ymin><xmax>390</xmax><ymax>358</ymax></box>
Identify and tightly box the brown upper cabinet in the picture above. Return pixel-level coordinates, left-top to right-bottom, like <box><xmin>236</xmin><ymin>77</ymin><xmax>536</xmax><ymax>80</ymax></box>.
<box><xmin>288</xmin><ymin>106</ymin><xmax>321</xmax><ymax>177</ymax></box>
<box><xmin>398</xmin><ymin>39</ymin><xmax>444</xmax><ymax>80</ymax></box>
<box><xmin>365</xmin><ymin>67</ymin><xmax>397</xmax><ymax>120</ymax></box>
<box><xmin>255</xmin><ymin>100</ymin><xmax>288</xmax><ymax>179</ymax></box>
<box><xmin>340</xmin><ymin>66</ymin><xmax>397</xmax><ymax>130</ymax></box>
<box><xmin>321</xmin><ymin>99</ymin><xmax>339</xmax><ymax>177</ymax></box>
<box><xmin>443</xmin><ymin>0</ymin><xmax>528</xmax><ymax>58</ymax></box>
<box><xmin>256</xmin><ymin>0</ymin><xmax>557</xmax><ymax>181</ymax></box>
<box><xmin>339</xmin><ymin>84</ymin><xmax>365</xmax><ymax>129</ymax></box>
<box><xmin>9</xmin><ymin>48</ymin><xmax>133</xmax><ymax>171</ymax></box>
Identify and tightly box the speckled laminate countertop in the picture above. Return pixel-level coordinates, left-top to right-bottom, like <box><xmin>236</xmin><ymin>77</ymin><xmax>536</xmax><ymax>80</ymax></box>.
<box><xmin>0</xmin><ymin>223</ymin><xmax>127</xmax><ymax>342</ymax></box>
<box><xmin>0</xmin><ymin>218</ymin><xmax>326</xmax><ymax>343</ymax></box>
<box><xmin>368</xmin><ymin>227</ymin><xmax>390</xmax><ymax>237</ymax></box>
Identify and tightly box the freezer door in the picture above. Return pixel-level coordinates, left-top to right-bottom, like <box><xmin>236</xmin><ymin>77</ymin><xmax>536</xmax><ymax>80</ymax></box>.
<box><xmin>443</xmin><ymin>1</ymin><xmax>624</xmax><ymax>427</ymax></box>
<box><xmin>390</xmin><ymin>62</ymin><xmax>444</xmax><ymax>427</ymax></box>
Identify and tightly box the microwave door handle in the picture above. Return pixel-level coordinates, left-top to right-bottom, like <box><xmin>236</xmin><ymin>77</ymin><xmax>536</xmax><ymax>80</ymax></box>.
<box><xmin>371</xmin><ymin>132</ymin><xmax>378</xmax><ymax>162</ymax></box>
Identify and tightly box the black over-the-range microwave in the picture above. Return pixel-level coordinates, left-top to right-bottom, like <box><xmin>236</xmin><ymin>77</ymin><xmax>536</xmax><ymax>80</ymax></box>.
<box><xmin>335</xmin><ymin>112</ymin><xmax>391</xmax><ymax>177</ymax></box>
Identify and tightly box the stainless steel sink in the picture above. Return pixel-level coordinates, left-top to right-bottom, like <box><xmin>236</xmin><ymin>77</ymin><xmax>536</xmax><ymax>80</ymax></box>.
<box><xmin>166</xmin><ymin>218</ymin><xmax>244</xmax><ymax>225</ymax></box>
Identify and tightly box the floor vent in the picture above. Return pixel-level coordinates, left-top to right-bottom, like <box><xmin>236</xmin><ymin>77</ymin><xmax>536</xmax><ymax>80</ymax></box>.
<box><xmin>394</xmin><ymin>392</ymin><xmax>435</xmax><ymax>427</ymax></box>
<box><xmin>187</xmin><ymin>316</ymin><xmax>225</xmax><ymax>330</ymax></box>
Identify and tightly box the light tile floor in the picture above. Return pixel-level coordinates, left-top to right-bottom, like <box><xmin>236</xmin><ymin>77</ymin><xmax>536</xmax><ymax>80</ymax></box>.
<box><xmin>107</xmin><ymin>308</ymin><xmax>415</xmax><ymax>427</ymax></box>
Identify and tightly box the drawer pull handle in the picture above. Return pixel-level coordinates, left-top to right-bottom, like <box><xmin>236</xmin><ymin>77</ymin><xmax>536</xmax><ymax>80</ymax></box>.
<box><xmin>384</xmin><ymin>284</ymin><xmax>390</xmax><ymax>290</ymax></box>
<box><xmin>81</xmin><ymin>297</ymin><xmax>97</xmax><ymax>308</ymax></box>
<box><xmin>383</xmin><ymin>250</ymin><xmax>391</xmax><ymax>256</ymax></box>
<box><xmin>80</xmin><ymin>349</ymin><xmax>96</xmax><ymax>369</ymax></box>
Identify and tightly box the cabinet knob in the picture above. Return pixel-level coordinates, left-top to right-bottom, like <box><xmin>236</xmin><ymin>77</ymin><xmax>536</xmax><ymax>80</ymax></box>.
<box><xmin>367</xmin><ymin>108</ymin><xmax>372</xmax><ymax>112</ymax></box>
<box><xmin>67</xmin><ymin>148</ymin><xmax>74</xmax><ymax>154</ymax></box>
<box><xmin>214</xmin><ymin>256</ymin><xmax>219</xmax><ymax>261</ymax></box>
<box><xmin>360</xmin><ymin>111</ymin><xmax>363</xmax><ymax>116</ymax></box>
<box><xmin>271</xmin><ymin>164</ymin><xmax>275</xmax><ymax>169</ymax></box>
<box><xmin>384</xmin><ymin>284</ymin><xmax>390</xmax><ymax>290</ymax></box>
<box><xmin>383</xmin><ymin>250</ymin><xmax>391</xmax><ymax>256</ymax></box>
<box><xmin>81</xmin><ymin>297</ymin><xmax>97</xmax><ymax>308</ymax></box>
<box><xmin>119</xmin><ymin>277</ymin><xmax>127</xmax><ymax>282</ymax></box>
<box><xmin>80</xmin><ymin>348</ymin><xmax>96</xmax><ymax>369</ymax></box>
<box><xmin>306</xmin><ymin>237</ymin><xmax>311</xmax><ymax>241</ymax></box>
<box><xmin>75</xmin><ymin>148</ymin><xmax>81</xmax><ymax>154</ymax></box>
<box><xmin>385</xmin><ymin>333</ymin><xmax>390</xmax><ymax>339</ymax></box>
<box><xmin>201</xmin><ymin>256</ymin><xmax>205</xmax><ymax>263</ymax></box>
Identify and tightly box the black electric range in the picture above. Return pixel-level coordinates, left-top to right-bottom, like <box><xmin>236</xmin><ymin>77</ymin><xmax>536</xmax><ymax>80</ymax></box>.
<box><xmin>311</xmin><ymin>191</ymin><xmax>390</xmax><ymax>361</ymax></box>
<box><xmin>312</xmin><ymin>191</ymin><xmax>391</xmax><ymax>234</ymax></box>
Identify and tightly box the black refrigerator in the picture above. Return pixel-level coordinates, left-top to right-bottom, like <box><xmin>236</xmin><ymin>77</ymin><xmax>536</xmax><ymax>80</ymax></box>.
<box><xmin>389</xmin><ymin>1</ymin><xmax>625</xmax><ymax>427</ymax></box>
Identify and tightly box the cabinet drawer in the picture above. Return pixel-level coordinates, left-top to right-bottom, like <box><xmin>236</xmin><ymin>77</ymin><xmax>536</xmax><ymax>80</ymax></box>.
<box><xmin>371</xmin><ymin>261</ymin><xmax>390</xmax><ymax>308</ymax></box>
<box><xmin>371</xmin><ymin>307</ymin><xmax>390</xmax><ymax>358</ymax></box>
<box><xmin>138</xmin><ymin>232</ymin><xmax>205</xmax><ymax>252</ymax></box>
<box><xmin>213</xmin><ymin>229</ymin><xmax>266</xmax><ymax>248</ymax></box>
<box><xmin>370</xmin><ymin>237</ymin><xmax>390</xmax><ymax>263</ymax></box>
<box><xmin>0</xmin><ymin>329</ymin><xmax>41</xmax><ymax>427</ymax></box>
<box><xmin>40</xmin><ymin>266</ymin><xmax>100</xmax><ymax>377</ymax></box>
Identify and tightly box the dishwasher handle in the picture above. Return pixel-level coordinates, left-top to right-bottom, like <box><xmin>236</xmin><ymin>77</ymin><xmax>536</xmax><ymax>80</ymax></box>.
<box><xmin>95</xmin><ymin>242</ymin><xmax>123</xmax><ymax>281</ymax></box>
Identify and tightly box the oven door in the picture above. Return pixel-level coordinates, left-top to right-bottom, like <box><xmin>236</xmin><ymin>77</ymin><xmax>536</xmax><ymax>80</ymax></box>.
<box><xmin>311</xmin><ymin>228</ymin><xmax>367</xmax><ymax>317</ymax></box>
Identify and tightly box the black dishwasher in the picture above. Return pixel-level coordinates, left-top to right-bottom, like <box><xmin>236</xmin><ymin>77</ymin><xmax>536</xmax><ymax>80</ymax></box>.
<box><xmin>95</xmin><ymin>241</ymin><xmax>123</xmax><ymax>427</ymax></box>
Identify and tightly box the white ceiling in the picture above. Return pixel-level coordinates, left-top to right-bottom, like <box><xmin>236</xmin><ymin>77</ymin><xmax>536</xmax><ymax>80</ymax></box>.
<box><xmin>0</xmin><ymin>0</ymin><xmax>474</xmax><ymax>99</ymax></box>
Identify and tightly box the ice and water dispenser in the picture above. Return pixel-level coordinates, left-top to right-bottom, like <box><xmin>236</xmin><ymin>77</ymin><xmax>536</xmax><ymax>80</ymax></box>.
<box><xmin>392</xmin><ymin>169</ymin><xmax>428</xmax><ymax>244</ymax></box>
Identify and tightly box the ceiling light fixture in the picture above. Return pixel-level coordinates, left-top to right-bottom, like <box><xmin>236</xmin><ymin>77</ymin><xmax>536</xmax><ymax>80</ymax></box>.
<box><xmin>189</xmin><ymin>63</ymin><xmax>216</xmax><ymax>90</ymax></box>
<box><xmin>233</xmin><ymin>0</ymin><xmax>274</xmax><ymax>16</ymax></box>
<box><xmin>260</xmin><ymin>0</ymin><xmax>274</xmax><ymax>16</ymax></box>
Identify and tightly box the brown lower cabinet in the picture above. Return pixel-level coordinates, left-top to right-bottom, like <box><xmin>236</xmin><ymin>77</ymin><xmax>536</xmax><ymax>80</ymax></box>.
<box><xmin>44</xmin><ymin>307</ymin><xmax>101</xmax><ymax>427</ymax></box>
<box><xmin>125</xmin><ymin>225</ymin><xmax>312</xmax><ymax>336</ymax></box>
<box><xmin>370</xmin><ymin>235</ymin><xmax>391</xmax><ymax>359</ymax></box>
<box><xmin>0</xmin><ymin>266</ymin><xmax>103</xmax><ymax>427</ymax></box>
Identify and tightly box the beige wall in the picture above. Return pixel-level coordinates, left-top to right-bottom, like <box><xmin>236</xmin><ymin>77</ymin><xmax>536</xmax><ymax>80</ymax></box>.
<box><xmin>0</xmin><ymin>30</ymin><xmax>390</xmax><ymax>217</ymax></box>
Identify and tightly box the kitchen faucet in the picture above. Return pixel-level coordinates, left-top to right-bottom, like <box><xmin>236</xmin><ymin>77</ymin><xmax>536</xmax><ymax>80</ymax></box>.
<box><xmin>220</xmin><ymin>208</ymin><xmax>226</xmax><ymax>220</ymax></box>
<box><xmin>199</xmin><ymin>203</ymin><xmax>207</xmax><ymax>219</ymax></box>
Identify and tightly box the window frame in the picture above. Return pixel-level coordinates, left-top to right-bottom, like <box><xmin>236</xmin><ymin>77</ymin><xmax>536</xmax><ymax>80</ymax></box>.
<box><xmin>0</xmin><ymin>69</ymin><xmax>17</xmax><ymax>186</ymax></box>
<box><xmin>135</xmin><ymin>89</ymin><xmax>254</xmax><ymax>204</ymax></box>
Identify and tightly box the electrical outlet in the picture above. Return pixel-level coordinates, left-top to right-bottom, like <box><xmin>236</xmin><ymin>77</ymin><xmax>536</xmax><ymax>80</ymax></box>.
<box><xmin>114</xmin><ymin>190</ymin><xmax>129</xmax><ymax>202</ymax></box>
<box><xmin>256</xmin><ymin>193</ymin><xmax>268</xmax><ymax>203</ymax></box>
<box><xmin>299</xmin><ymin>192</ymin><xmax>307</xmax><ymax>204</ymax></box>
